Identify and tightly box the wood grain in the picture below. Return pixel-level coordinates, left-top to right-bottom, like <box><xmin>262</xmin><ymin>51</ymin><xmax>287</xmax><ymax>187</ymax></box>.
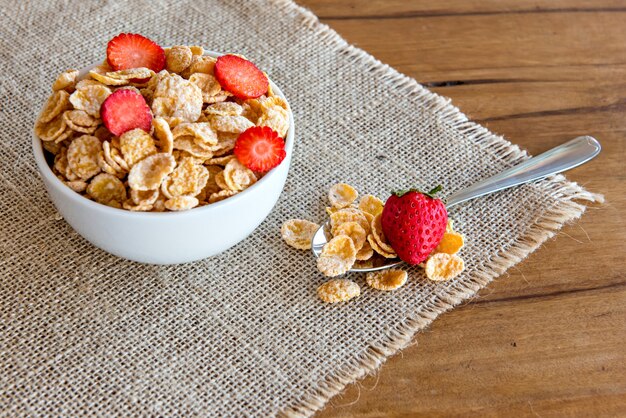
<box><xmin>296</xmin><ymin>0</ymin><xmax>626</xmax><ymax>416</ymax></box>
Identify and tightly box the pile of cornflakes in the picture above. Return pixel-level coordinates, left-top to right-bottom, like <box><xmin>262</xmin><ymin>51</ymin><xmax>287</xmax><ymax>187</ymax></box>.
<box><xmin>282</xmin><ymin>183</ymin><xmax>466</xmax><ymax>303</ymax></box>
<box><xmin>35</xmin><ymin>45</ymin><xmax>289</xmax><ymax>211</ymax></box>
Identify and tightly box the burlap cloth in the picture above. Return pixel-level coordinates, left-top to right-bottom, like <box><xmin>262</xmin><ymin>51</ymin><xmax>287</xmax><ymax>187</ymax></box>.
<box><xmin>0</xmin><ymin>1</ymin><xmax>602</xmax><ymax>416</ymax></box>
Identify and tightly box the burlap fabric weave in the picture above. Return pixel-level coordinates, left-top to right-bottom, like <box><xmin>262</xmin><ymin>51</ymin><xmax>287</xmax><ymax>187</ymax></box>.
<box><xmin>0</xmin><ymin>1</ymin><xmax>600</xmax><ymax>416</ymax></box>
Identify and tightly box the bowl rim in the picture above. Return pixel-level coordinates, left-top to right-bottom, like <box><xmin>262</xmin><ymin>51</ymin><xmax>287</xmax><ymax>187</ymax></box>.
<box><xmin>32</xmin><ymin>50</ymin><xmax>295</xmax><ymax>219</ymax></box>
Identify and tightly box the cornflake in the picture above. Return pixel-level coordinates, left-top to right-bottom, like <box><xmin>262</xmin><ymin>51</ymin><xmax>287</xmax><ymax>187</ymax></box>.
<box><xmin>328</xmin><ymin>183</ymin><xmax>358</xmax><ymax>209</ymax></box>
<box><xmin>424</xmin><ymin>253</ymin><xmax>465</xmax><ymax>282</ymax></box>
<box><xmin>119</xmin><ymin>128</ymin><xmax>158</xmax><ymax>168</ymax></box>
<box><xmin>69</xmin><ymin>83</ymin><xmax>111</xmax><ymax>117</ymax></box>
<box><xmin>162</xmin><ymin>157</ymin><xmax>209</xmax><ymax>198</ymax></box>
<box><xmin>128</xmin><ymin>153</ymin><xmax>176</xmax><ymax>191</ymax></box>
<box><xmin>152</xmin><ymin>71</ymin><xmax>203</xmax><ymax>125</ymax></box>
<box><xmin>359</xmin><ymin>194</ymin><xmax>384</xmax><ymax>216</ymax></box>
<box><xmin>366</xmin><ymin>270</ymin><xmax>408</xmax><ymax>291</ymax></box>
<box><xmin>66</xmin><ymin>135</ymin><xmax>102</xmax><ymax>180</ymax></box>
<box><xmin>164</xmin><ymin>195</ymin><xmax>199</xmax><ymax>211</ymax></box>
<box><xmin>317</xmin><ymin>279</ymin><xmax>360</xmax><ymax>303</ymax></box>
<box><xmin>317</xmin><ymin>235</ymin><xmax>356</xmax><ymax>277</ymax></box>
<box><xmin>281</xmin><ymin>219</ymin><xmax>320</xmax><ymax>250</ymax></box>
<box><xmin>223</xmin><ymin>158</ymin><xmax>257</xmax><ymax>191</ymax></box>
<box><xmin>434</xmin><ymin>231</ymin><xmax>465</xmax><ymax>255</ymax></box>
<box><xmin>86</xmin><ymin>173</ymin><xmax>127</xmax><ymax>206</ymax></box>
<box><xmin>52</xmin><ymin>70</ymin><xmax>79</xmax><ymax>92</ymax></box>
<box><xmin>333</xmin><ymin>221</ymin><xmax>366</xmax><ymax>252</ymax></box>
<box><xmin>165</xmin><ymin>46</ymin><xmax>193</xmax><ymax>73</ymax></box>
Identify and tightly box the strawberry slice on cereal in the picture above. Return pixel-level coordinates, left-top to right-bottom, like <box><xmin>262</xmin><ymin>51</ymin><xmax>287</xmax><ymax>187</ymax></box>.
<box><xmin>106</xmin><ymin>33</ymin><xmax>166</xmax><ymax>72</ymax></box>
<box><xmin>234</xmin><ymin>126</ymin><xmax>285</xmax><ymax>172</ymax></box>
<box><xmin>214</xmin><ymin>54</ymin><xmax>269</xmax><ymax>99</ymax></box>
<box><xmin>101</xmin><ymin>89</ymin><xmax>153</xmax><ymax>136</ymax></box>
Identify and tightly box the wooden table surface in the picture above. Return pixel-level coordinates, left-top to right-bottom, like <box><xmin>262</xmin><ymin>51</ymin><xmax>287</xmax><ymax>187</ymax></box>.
<box><xmin>297</xmin><ymin>1</ymin><xmax>626</xmax><ymax>416</ymax></box>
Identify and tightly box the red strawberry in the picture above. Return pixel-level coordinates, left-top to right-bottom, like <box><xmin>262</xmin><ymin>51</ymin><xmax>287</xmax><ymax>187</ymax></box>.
<box><xmin>101</xmin><ymin>89</ymin><xmax>152</xmax><ymax>136</ymax></box>
<box><xmin>234</xmin><ymin>126</ymin><xmax>286</xmax><ymax>172</ymax></box>
<box><xmin>214</xmin><ymin>54</ymin><xmax>269</xmax><ymax>99</ymax></box>
<box><xmin>381</xmin><ymin>186</ymin><xmax>448</xmax><ymax>265</ymax></box>
<box><xmin>106</xmin><ymin>33</ymin><xmax>165</xmax><ymax>72</ymax></box>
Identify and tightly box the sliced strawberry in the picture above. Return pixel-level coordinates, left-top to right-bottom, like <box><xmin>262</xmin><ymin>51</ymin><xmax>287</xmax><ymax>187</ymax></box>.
<box><xmin>106</xmin><ymin>33</ymin><xmax>165</xmax><ymax>72</ymax></box>
<box><xmin>234</xmin><ymin>126</ymin><xmax>286</xmax><ymax>172</ymax></box>
<box><xmin>214</xmin><ymin>55</ymin><xmax>269</xmax><ymax>99</ymax></box>
<box><xmin>101</xmin><ymin>89</ymin><xmax>152</xmax><ymax>136</ymax></box>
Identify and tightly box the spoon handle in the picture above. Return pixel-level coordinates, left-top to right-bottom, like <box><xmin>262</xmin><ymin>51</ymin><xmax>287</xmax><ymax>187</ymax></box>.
<box><xmin>445</xmin><ymin>136</ymin><xmax>601</xmax><ymax>208</ymax></box>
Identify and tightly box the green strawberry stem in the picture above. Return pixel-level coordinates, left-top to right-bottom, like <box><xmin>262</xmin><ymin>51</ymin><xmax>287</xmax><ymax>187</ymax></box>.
<box><xmin>393</xmin><ymin>185</ymin><xmax>443</xmax><ymax>199</ymax></box>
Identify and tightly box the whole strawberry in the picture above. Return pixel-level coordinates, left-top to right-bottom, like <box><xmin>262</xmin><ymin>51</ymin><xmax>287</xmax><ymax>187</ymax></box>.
<box><xmin>381</xmin><ymin>186</ymin><xmax>448</xmax><ymax>265</ymax></box>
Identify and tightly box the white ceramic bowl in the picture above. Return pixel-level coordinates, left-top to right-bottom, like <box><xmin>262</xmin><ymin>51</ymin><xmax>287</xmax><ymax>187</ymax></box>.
<box><xmin>32</xmin><ymin>53</ymin><xmax>294</xmax><ymax>264</ymax></box>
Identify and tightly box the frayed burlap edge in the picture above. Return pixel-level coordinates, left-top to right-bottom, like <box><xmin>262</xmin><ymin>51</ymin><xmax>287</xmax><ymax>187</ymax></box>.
<box><xmin>271</xmin><ymin>0</ymin><xmax>604</xmax><ymax>416</ymax></box>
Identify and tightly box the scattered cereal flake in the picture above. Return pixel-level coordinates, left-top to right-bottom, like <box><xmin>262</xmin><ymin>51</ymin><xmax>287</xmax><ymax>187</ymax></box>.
<box><xmin>208</xmin><ymin>189</ymin><xmax>238</xmax><ymax>203</ymax></box>
<box><xmin>164</xmin><ymin>195</ymin><xmax>199</xmax><ymax>211</ymax></box>
<box><xmin>66</xmin><ymin>135</ymin><xmax>102</xmax><ymax>180</ymax></box>
<box><xmin>172</xmin><ymin>122</ymin><xmax>218</xmax><ymax>146</ymax></box>
<box><xmin>52</xmin><ymin>69</ymin><xmax>79</xmax><ymax>92</ymax></box>
<box><xmin>204</xmin><ymin>102</ymin><xmax>243</xmax><ymax>116</ymax></box>
<box><xmin>164</xmin><ymin>45</ymin><xmax>193</xmax><ymax>74</ymax></box>
<box><xmin>370</xmin><ymin>213</ymin><xmax>395</xmax><ymax>254</ymax></box>
<box><xmin>367</xmin><ymin>234</ymin><xmax>397</xmax><ymax>259</ymax></box>
<box><xmin>317</xmin><ymin>279</ymin><xmax>360</xmax><ymax>303</ymax></box>
<box><xmin>34</xmin><ymin>114</ymin><xmax>67</xmax><ymax>142</ymax></box>
<box><xmin>210</xmin><ymin>115</ymin><xmax>254</xmax><ymax>134</ymax></box>
<box><xmin>353</xmin><ymin>259</ymin><xmax>375</xmax><ymax>269</ymax></box>
<box><xmin>328</xmin><ymin>183</ymin><xmax>358</xmax><ymax>209</ymax></box>
<box><xmin>366</xmin><ymin>270</ymin><xmax>407</xmax><ymax>291</ymax></box>
<box><xmin>87</xmin><ymin>173</ymin><xmax>127</xmax><ymax>205</ymax></box>
<box><xmin>119</xmin><ymin>128</ymin><xmax>158</xmax><ymax>167</ymax></box>
<box><xmin>130</xmin><ymin>189</ymin><xmax>159</xmax><ymax>206</ymax></box>
<box><xmin>281</xmin><ymin>219</ymin><xmax>320</xmax><ymax>250</ymax></box>
<box><xmin>38</xmin><ymin>90</ymin><xmax>71</xmax><ymax>124</ymax></box>
<box><xmin>434</xmin><ymin>232</ymin><xmax>464</xmax><ymax>255</ymax></box>
<box><xmin>163</xmin><ymin>157</ymin><xmax>209</xmax><ymax>197</ymax></box>
<box><xmin>223</xmin><ymin>158</ymin><xmax>257</xmax><ymax>191</ymax></box>
<box><xmin>424</xmin><ymin>253</ymin><xmax>465</xmax><ymax>282</ymax></box>
<box><xmin>317</xmin><ymin>235</ymin><xmax>357</xmax><ymax>277</ymax></box>
<box><xmin>69</xmin><ymin>84</ymin><xmax>112</xmax><ymax>117</ymax></box>
<box><xmin>152</xmin><ymin>117</ymin><xmax>174</xmax><ymax>154</ymax></box>
<box><xmin>329</xmin><ymin>208</ymin><xmax>369</xmax><ymax>236</ymax></box>
<box><xmin>333</xmin><ymin>221</ymin><xmax>366</xmax><ymax>251</ymax></box>
<box><xmin>355</xmin><ymin>240</ymin><xmax>374</xmax><ymax>260</ymax></box>
<box><xmin>65</xmin><ymin>180</ymin><xmax>88</xmax><ymax>193</ymax></box>
<box><xmin>446</xmin><ymin>219</ymin><xmax>454</xmax><ymax>233</ymax></box>
<box><xmin>257</xmin><ymin>105</ymin><xmax>289</xmax><ymax>138</ymax></box>
<box><xmin>128</xmin><ymin>153</ymin><xmax>176</xmax><ymax>191</ymax></box>
<box><xmin>152</xmin><ymin>71</ymin><xmax>203</xmax><ymax>124</ymax></box>
<box><xmin>359</xmin><ymin>194</ymin><xmax>384</xmax><ymax>216</ymax></box>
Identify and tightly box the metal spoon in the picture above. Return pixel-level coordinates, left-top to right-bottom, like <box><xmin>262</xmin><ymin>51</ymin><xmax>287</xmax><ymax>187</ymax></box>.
<box><xmin>311</xmin><ymin>135</ymin><xmax>601</xmax><ymax>272</ymax></box>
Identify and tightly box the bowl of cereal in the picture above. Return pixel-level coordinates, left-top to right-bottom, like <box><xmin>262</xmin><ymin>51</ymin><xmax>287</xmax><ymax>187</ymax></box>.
<box><xmin>32</xmin><ymin>34</ymin><xmax>294</xmax><ymax>264</ymax></box>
